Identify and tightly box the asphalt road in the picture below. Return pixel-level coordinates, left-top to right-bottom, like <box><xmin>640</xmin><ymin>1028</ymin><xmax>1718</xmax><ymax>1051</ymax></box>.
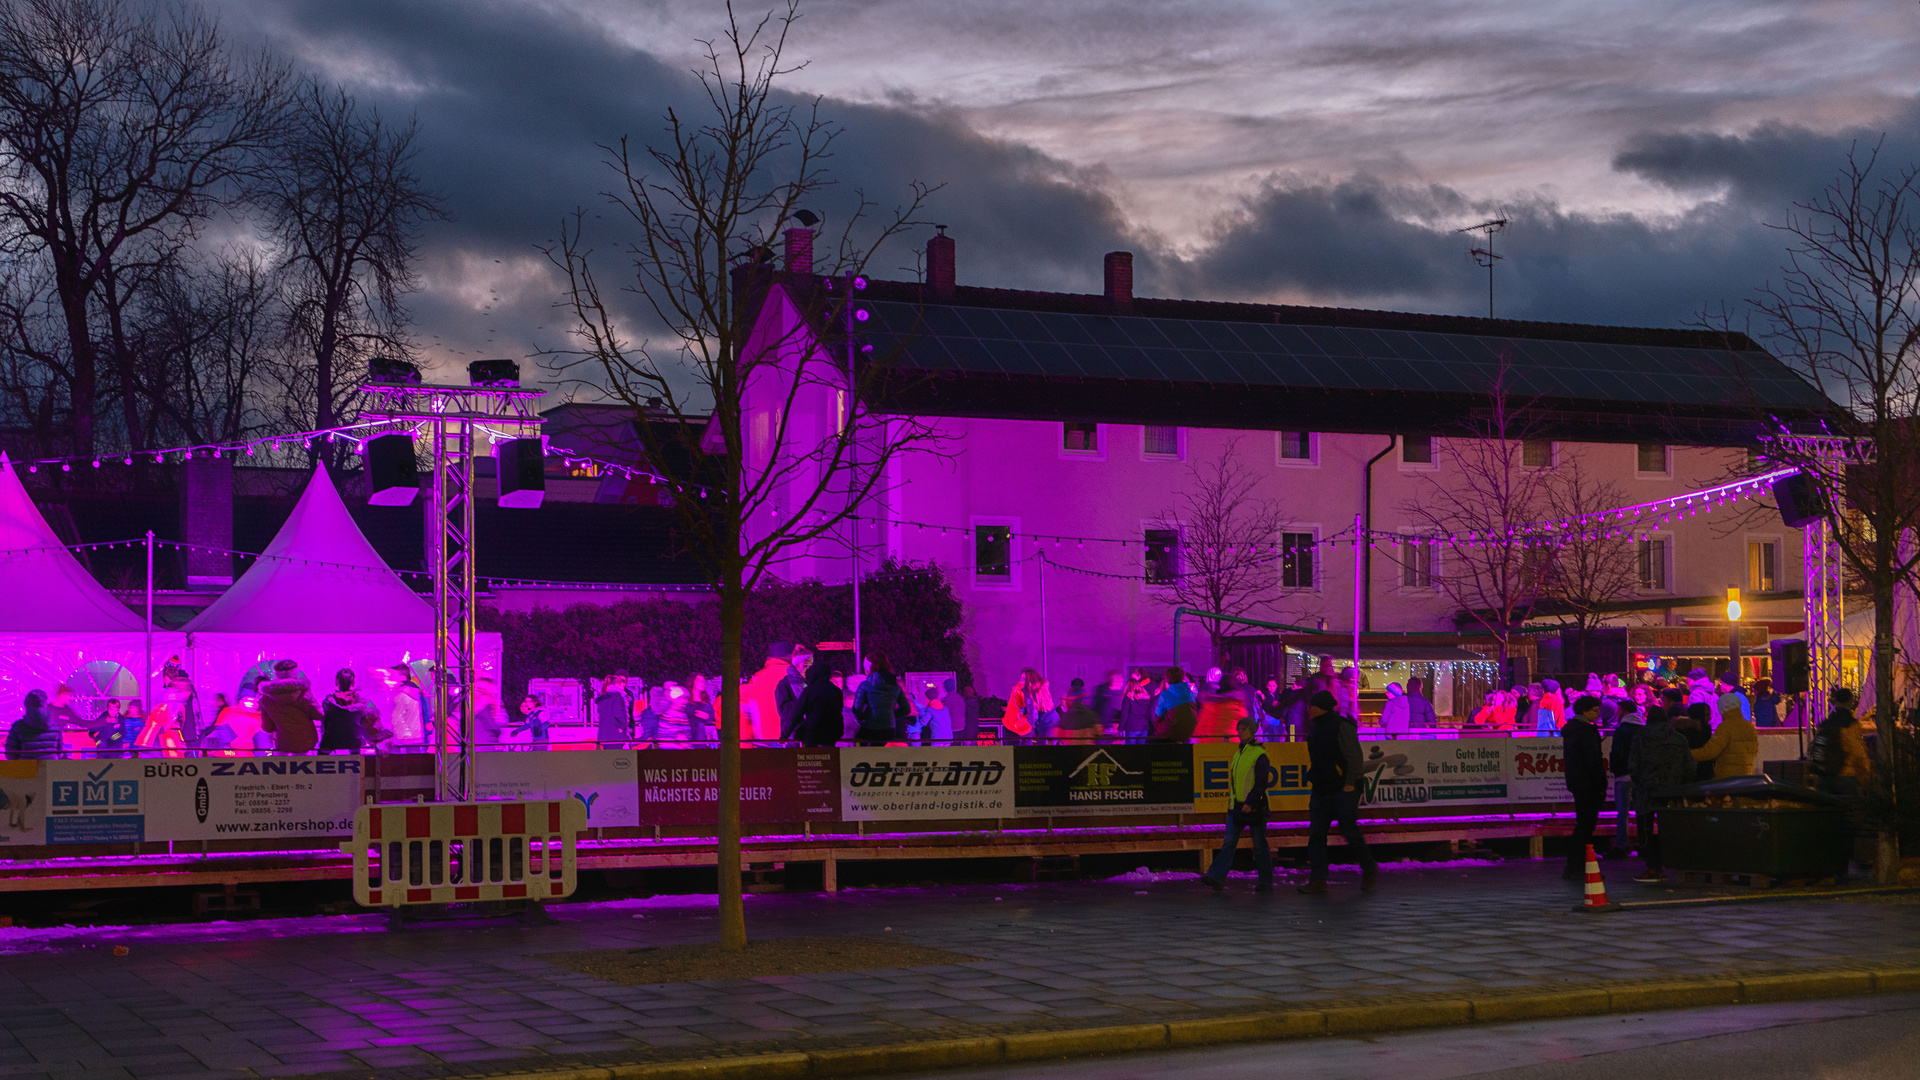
<box><xmin>918</xmin><ymin>993</ymin><xmax>1920</xmax><ymax>1080</ymax></box>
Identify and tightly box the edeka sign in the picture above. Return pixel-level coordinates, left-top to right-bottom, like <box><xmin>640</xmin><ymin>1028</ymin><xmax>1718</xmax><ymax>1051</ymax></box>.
<box><xmin>1192</xmin><ymin>742</ymin><xmax>1311</xmax><ymax>813</ymax></box>
<box><xmin>637</xmin><ymin>748</ymin><xmax>838</xmax><ymax>826</ymax></box>
<box><xmin>43</xmin><ymin>757</ymin><xmax>362</xmax><ymax>844</ymax></box>
<box><xmin>474</xmin><ymin>750</ymin><xmax>640</xmax><ymax>829</ymax></box>
<box><xmin>1357</xmin><ymin>740</ymin><xmax>1508</xmax><ymax>808</ymax></box>
<box><xmin>1506</xmin><ymin>738</ymin><xmax>1572</xmax><ymax>801</ymax></box>
<box><xmin>1015</xmin><ymin>746</ymin><xmax>1194</xmax><ymax>817</ymax></box>
<box><xmin>840</xmin><ymin>748</ymin><xmax>1014</xmax><ymax>821</ymax></box>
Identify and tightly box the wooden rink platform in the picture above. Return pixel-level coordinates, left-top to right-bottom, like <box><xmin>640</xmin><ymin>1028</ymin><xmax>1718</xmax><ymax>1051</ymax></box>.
<box><xmin>0</xmin><ymin>810</ymin><xmax>1582</xmax><ymax>894</ymax></box>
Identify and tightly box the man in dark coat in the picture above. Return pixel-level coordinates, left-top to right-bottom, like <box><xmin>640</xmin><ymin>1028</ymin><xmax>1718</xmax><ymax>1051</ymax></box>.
<box><xmin>1299</xmin><ymin>690</ymin><xmax>1376</xmax><ymax>894</ymax></box>
<box><xmin>1561</xmin><ymin>695</ymin><xmax>1608</xmax><ymax>880</ymax></box>
<box><xmin>776</xmin><ymin>646</ymin><xmax>813</xmax><ymax>742</ymax></box>
<box><xmin>594</xmin><ymin>672</ymin><xmax>632</xmax><ymax>747</ymax></box>
<box><xmin>793</xmin><ymin>663</ymin><xmax>843</xmax><ymax>747</ymax></box>
<box><xmin>1628</xmin><ymin>706</ymin><xmax>1693</xmax><ymax>883</ymax></box>
<box><xmin>258</xmin><ymin>660</ymin><xmax>322</xmax><ymax>755</ymax></box>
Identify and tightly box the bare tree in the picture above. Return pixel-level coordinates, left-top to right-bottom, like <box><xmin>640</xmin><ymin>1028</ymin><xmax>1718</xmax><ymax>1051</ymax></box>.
<box><xmin>545</xmin><ymin>1</ymin><xmax>939</xmax><ymax>950</ymax></box>
<box><xmin>263</xmin><ymin>79</ymin><xmax>443</xmax><ymax>461</ymax></box>
<box><xmin>1534</xmin><ymin>453</ymin><xmax>1643</xmax><ymax>669</ymax></box>
<box><xmin>1146</xmin><ymin>436</ymin><xmax>1288</xmax><ymax>653</ymax></box>
<box><xmin>1747</xmin><ymin>144</ymin><xmax>1920</xmax><ymax>884</ymax></box>
<box><xmin>0</xmin><ymin>0</ymin><xmax>286</xmax><ymax>455</ymax></box>
<box><xmin>1402</xmin><ymin>363</ymin><xmax>1557</xmax><ymax>673</ymax></box>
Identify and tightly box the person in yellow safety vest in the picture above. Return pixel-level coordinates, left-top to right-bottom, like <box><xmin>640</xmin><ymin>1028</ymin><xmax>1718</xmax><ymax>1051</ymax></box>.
<box><xmin>1200</xmin><ymin>714</ymin><xmax>1279</xmax><ymax>894</ymax></box>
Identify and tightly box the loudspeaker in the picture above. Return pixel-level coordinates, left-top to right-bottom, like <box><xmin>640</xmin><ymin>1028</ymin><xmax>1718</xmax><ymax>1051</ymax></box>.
<box><xmin>1773</xmin><ymin>471</ymin><xmax>1824</xmax><ymax>528</ymax></box>
<box><xmin>1775</xmin><ymin>639</ymin><xmax>1810</xmax><ymax>694</ymax></box>
<box><xmin>494</xmin><ymin>438</ymin><xmax>545</xmax><ymax>509</ymax></box>
<box><xmin>364</xmin><ymin>434</ymin><xmax>419</xmax><ymax>507</ymax></box>
<box><xmin>367</xmin><ymin>356</ymin><xmax>420</xmax><ymax>384</ymax></box>
<box><xmin>467</xmin><ymin>359</ymin><xmax>520</xmax><ymax>387</ymax></box>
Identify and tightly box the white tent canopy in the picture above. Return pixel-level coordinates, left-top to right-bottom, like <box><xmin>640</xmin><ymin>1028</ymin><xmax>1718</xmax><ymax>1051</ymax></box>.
<box><xmin>185</xmin><ymin>461</ymin><xmax>431</xmax><ymax>633</ymax></box>
<box><xmin>0</xmin><ymin>452</ymin><xmax>144</xmax><ymax>631</ymax></box>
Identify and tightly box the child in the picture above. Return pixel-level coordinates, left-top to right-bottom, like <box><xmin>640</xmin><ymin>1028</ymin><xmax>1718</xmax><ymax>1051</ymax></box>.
<box><xmin>913</xmin><ymin>686</ymin><xmax>950</xmax><ymax>745</ymax></box>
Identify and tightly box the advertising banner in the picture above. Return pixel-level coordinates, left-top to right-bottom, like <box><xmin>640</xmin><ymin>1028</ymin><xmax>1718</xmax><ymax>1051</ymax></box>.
<box><xmin>0</xmin><ymin>761</ymin><xmax>44</xmax><ymax>845</ymax></box>
<box><xmin>1191</xmin><ymin>742</ymin><xmax>1312</xmax><ymax>813</ymax></box>
<box><xmin>1506</xmin><ymin>738</ymin><xmax>1571</xmax><ymax>802</ymax></box>
<box><xmin>1356</xmin><ymin>739</ymin><xmax>1509</xmax><ymax>808</ymax></box>
<box><xmin>638</xmin><ymin>748</ymin><xmax>839</xmax><ymax>826</ymax></box>
<box><xmin>42</xmin><ymin>757</ymin><xmax>363</xmax><ymax>844</ymax></box>
<box><xmin>1014</xmin><ymin>745</ymin><xmax>1194</xmax><ymax>817</ymax></box>
<box><xmin>474</xmin><ymin>749</ymin><xmax>640</xmax><ymax>829</ymax></box>
<box><xmin>839</xmin><ymin>747</ymin><xmax>1014</xmax><ymax>821</ymax></box>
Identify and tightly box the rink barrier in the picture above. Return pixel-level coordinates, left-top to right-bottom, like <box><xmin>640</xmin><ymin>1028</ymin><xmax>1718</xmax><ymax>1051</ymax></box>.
<box><xmin>340</xmin><ymin>799</ymin><xmax>586</xmax><ymax>908</ymax></box>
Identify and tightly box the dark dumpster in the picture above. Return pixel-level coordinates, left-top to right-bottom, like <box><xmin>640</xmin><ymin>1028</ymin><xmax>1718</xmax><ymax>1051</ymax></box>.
<box><xmin>1654</xmin><ymin>776</ymin><xmax>1850</xmax><ymax>879</ymax></box>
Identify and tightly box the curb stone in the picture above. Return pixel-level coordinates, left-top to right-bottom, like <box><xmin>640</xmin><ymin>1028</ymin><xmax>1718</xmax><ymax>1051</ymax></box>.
<box><xmin>389</xmin><ymin>966</ymin><xmax>1920</xmax><ymax>1080</ymax></box>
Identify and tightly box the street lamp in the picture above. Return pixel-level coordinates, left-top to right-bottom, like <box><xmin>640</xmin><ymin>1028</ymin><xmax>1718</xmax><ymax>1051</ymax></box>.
<box><xmin>1726</xmin><ymin>586</ymin><xmax>1743</xmax><ymax>688</ymax></box>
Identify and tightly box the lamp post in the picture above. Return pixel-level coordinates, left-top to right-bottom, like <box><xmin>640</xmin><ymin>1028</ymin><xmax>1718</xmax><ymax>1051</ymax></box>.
<box><xmin>1726</xmin><ymin>586</ymin><xmax>1743</xmax><ymax>689</ymax></box>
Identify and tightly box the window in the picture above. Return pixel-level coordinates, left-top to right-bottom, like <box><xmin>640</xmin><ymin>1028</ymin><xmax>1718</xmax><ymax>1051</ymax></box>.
<box><xmin>1281</xmin><ymin>530</ymin><xmax>1317</xmax><ymax>590</ymax></box>
<box><xmin>1748</xmin><ymin>540</ymin><xmax>1778</xmax><ymax>592</ymax></box>
<box><xmin>1636</xmin><ymin>443</ymin><xmax>1670</xmax><ymax>476</ymax></box>
<box><xmin>1062</xmin><ymin>422</ymin><xmax>1099</xmax><ymax>454</ymax></box>
<box><xmin>1144</xmin><ymin>528</ymin><xmax>1182</xmax><ymax>584</ymax></box>
<box><xmin>1402</xmin><ymin>435</ymin><xmax>1433</xmax><ymax>465</ymax></box>
<box><xmin>1637</xmin><ymin>537</ymin><xmax>1668</xmax><ymax>591</ymax></box>
<box><xmin>974</xmin><ymin>525</ymin><xmax>1011</xmax><ymax>584</ymax></box>
<box><xmin>1522</xmin><ymin>439</ymin><xmax>1554</xmax><ymax>468</ymax></box>
<box><xmin>1400</xmin><ymin>537</ymin><xmax>1434</xmax><ymax>588</ymax></box>
<box><xmin>1143</xmin><ymin>425</ymin><xmax>1180</xmax><ymax>459</ymax></box>
<box><xmin>1278</xmin><ymin>431</ymin><xmax>1312</xmax><ymax>461</ymax></box>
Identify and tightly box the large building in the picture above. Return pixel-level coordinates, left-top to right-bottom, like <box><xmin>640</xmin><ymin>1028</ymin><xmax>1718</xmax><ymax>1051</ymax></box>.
<box><xmin>733</xmin><ymin>232</ymin><xmax>1831</xmax><ymax>707</ymax></box>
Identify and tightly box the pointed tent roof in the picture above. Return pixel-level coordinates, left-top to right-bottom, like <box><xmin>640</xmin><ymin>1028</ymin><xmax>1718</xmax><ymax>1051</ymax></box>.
<box><xmin>0</xmin><ymin>453</ymin><xmax>145</xmax><ymax>631</ymax></box>
<box><xmin>185</xmin><ymin>462</ymin><xmax>432</xmax><ymax>633</ymax></box>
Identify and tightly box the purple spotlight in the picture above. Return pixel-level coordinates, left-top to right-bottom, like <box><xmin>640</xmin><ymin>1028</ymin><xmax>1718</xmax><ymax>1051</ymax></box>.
<box><xmin>855</xmin><ymin>308</ymin><xmax>870</xmax><ymax>322</ymax></box>
<box><xmin>853</xmin><ymin>276</ymin><xmax>867</xmax><ymax>290</ymax></box>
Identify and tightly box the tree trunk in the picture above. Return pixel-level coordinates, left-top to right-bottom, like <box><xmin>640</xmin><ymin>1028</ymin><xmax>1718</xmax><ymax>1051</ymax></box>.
<box><xmin>1873</xmin><ymin>572</ymin><xmax>1902</xmax><ymax>884</ymax></box>
<box><xmin>52</xmin><ymin>260</ymin><xmax>96</xmax><ymax>457</ymax></box>
<box><xmin>716</xmin><ymin>563</ymin><xmax>747</xmax><ymax>950</ymax></box>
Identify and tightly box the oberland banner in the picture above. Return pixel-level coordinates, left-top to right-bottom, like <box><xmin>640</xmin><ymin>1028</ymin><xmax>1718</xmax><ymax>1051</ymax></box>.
<box><xmin>40</xmin><ymin>756</ymin><xmax>363</xmax><ymax>844</ymax></box>
<box><xmin>839</xmin><ymin>748</ymin><xmax>1015</xmax><ymax>821</ymax></box>
<box><xmin>1016</xmin><ymin>745</ymin><xmax>1194</xmax><ymax>817</ymax></box>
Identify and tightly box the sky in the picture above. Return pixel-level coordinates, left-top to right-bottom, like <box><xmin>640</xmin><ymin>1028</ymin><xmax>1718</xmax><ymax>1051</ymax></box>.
<box><xmin>204</xmin><ymin>0</ymin><xmax>1920</xmax><ymax>383</ymax></box>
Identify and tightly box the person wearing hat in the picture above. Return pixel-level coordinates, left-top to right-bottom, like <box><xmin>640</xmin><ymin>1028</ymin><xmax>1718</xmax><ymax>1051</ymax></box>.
<box><xmin>258</xmin><ymin>659</ymin><xmax>322</xmax><ymax>755</ymax></box>
<box><xmin>742</xmin><ymin>641</ymin><xmax>794</xmax><ymax>745</ymax></box>
<box><xmin>1300</xmin><ymin>689</ymin><xmax>1376</xmax><ymax>894</ymax></box>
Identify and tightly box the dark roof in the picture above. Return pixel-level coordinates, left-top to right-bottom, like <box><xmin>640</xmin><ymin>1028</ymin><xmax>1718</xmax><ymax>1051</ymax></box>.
<box><xmin>821</xmin><ymin>277</ymin><xmax>1832</xmax><ymax>445</ymax></box>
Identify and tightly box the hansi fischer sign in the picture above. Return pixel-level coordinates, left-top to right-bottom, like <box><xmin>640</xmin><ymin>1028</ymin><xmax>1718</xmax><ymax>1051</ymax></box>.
<box><xmin>1015</xmin><ymin>746</ymin><xmax>1193</xmax><ymax>817</ymax></box>
<box><xmin>839</xmin><ymin>748</ymin><xmax>1013</xmax><ymax>820</ymax></box>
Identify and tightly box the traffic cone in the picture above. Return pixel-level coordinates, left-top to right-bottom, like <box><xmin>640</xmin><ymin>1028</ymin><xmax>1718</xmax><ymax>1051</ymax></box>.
<box><xmin>1572</xmin><ymin>843</ymin><xmax>1620</xmax><ymax>913</ymax></box>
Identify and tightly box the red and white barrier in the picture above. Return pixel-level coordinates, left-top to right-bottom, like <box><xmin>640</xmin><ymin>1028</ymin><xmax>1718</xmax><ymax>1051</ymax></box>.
<box><xmin>341</xmin><ymin>799</ymin><xmax>585</xmax><ymax>908</ymax></box>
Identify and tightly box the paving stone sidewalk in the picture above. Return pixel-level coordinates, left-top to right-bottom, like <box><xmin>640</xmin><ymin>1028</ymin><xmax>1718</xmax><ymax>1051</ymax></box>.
<box><xmin>0</xmin><ymin>861</ymin><xmax>1915</xmax><ymax>1080</ymax></box>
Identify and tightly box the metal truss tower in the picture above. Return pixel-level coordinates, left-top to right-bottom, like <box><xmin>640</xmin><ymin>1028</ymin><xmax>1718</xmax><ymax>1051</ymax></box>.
<box><xmin>1805</xmin><ymin>516</ymin><xmax>1845</xmax><ymax>727</ymax></box>
<box><xmin>361</xmin><ymin>381</ymin><xmax>544</xmax><ymax>800</ymax></box>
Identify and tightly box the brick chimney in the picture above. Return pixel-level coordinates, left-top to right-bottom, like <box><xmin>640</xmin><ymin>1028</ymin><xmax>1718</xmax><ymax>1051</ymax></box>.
<box><xmin>926</xmin><ymin>227</ymin><xmax>955</xmax><ymax>299</ymax></box>
<box><xmin>181</xmin><ymin>454</ymin><xmax>232</xmax><ymax>587</ymax></box>
<box><xmin>1104</xmin><ymin>251</ymin><xmax>1134</xmax><ymax>312</ymax></box>
<box><xmin>783</xmin><ymin>227</ymin><xmax>814</xmax><ymax>274</ymax></box>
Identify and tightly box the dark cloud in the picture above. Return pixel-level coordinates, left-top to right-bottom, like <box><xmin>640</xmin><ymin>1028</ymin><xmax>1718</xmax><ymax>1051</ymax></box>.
<box><xmin>1614</xmin><ymin>102</ymin><xmax>1920</xmax><ymax>211</ymax></box>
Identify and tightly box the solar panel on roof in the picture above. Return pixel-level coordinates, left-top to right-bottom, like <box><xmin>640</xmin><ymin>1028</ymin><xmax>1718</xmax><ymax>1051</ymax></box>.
<box><xmin>985</xmin><ymin>339</ymin><xmax>1049</xmax><ymax>376</ymax></box>
<box><xmin>1023</xmin><ymin>339</ymin><xmax>1073</xmax><ymax>375</ymax></box>
<box><xmin>1120</xmin><ymin>319</ymin><xmax>1176</xmax><ymax>350</ymax></box>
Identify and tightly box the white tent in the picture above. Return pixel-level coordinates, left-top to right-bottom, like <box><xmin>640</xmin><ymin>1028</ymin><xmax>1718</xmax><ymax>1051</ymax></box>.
<box><xmin>181</xmin><ymin>463</ymin><xmax>499</xmax><ymax>741</ymax></box>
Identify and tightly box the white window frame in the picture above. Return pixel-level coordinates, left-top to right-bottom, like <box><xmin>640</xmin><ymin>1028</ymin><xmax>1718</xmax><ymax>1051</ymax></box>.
<box><xmin>1275</xmin><ymin>430</ymin><xmax>1319</xmax><ymax>468</ymax></box>
<box><xmin>1141</xmin><ymin>519</ymin><xmax>1186</xmax><ymax>593</ymax></box>
<box><xmin>1746</xmin><ymin>534</ymin><xmax>1782</xmax><ymax>593</ymax></box>
<box><xmin>1059</xmin><ymin>421</ymin><xmax>1106</xmax><ymax>461</ymax></box>
<box><xmin>1279</xmin><ymin>524</ymin><xmax>1323</xmax><ymax>593</ymax></box>
<box><xmin>1634</xmin><ymin>443</ymin><xmax>1672</xmax><ymax>480</ymax></box>
<box><xmin>970</xmin><ymin>515</ymin><xmax>1022</xmax><ymax>591</ymax></box>
<box><xmin>1396</xmin><ymin>528</ymin><xmax>1439</xmax><ymax>592</ymax></box>
<box><xmin>1398</xmin><ymin>434</ymin><xmax>1438</xmax><ymax>472</ymax></box>
<box><xmin>1140</xmin><ymin>424</ymin><xmax>1186</xmax><ymax>462</ymax></box>
<box><xmin>1634</xmin><ymin>533</ymin><xmax>1673</xmax><ymax>594</ymax></box>
<box><xmin>1520</xmin><ymin>438</ymin><xmax>1556</xmax><ymax>470</ymax></box>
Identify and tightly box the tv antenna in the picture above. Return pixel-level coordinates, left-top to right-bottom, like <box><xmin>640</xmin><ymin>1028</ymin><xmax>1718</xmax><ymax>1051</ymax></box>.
<box><xmin>1457</xmin><ymin>218</ymin><xmax>1508</xmax><ymax>319</ymax></box>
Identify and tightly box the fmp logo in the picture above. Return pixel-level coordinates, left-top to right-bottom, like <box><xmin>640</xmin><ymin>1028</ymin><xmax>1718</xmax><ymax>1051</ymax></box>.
<box><xmin>50</xmin><ymin>764</ymin><xmax>140</xmax><ymax>815</ymax></box>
